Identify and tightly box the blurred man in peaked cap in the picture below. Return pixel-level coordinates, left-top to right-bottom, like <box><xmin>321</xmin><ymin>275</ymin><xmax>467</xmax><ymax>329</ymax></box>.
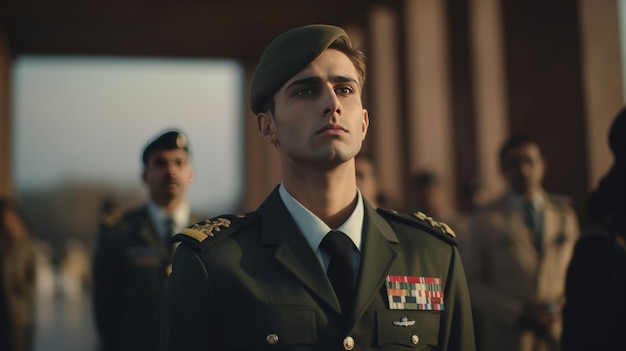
<box><xmin>93</xmin><ymin>128</ymin><xmax>203</xmax><ymax>351</ymax></box>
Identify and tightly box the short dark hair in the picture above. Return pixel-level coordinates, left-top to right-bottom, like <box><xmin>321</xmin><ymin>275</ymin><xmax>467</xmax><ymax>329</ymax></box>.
<box><xmin>329</xmin><ymin>38</ymin><xmax>367</xmax><ymax>88</ymax></box>
<box><xmin>498</xmin><ymin>135</ymin><xmax>540</xmax><ymax>167</ymax></box>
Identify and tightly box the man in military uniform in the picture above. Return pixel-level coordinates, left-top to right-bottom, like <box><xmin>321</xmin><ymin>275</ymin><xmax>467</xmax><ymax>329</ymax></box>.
<box><xmin>93</xmin><ymin>129</ymin><xmax>203</xmax><ymax>351</ymax></box>
<box><xmin>156</xmin><ymin>25</ymin><xmax>475</xmax><ymax>351</ymax></box>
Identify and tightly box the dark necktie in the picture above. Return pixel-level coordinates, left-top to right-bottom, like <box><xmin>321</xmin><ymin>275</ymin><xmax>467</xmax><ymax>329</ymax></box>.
<box><xmin>522</xmin><ymin>202</ymin><xmax>542</xmax><ymax>250</ymax></box>
<box><xmin>164</xmin><ymin>217</ymin><xmax>176</xmax><ymax>256</ymax></box>
<box><xmin>320</xmin><ymin>230</ymin><xmax>355</xmax><ymax>318</ymax></box>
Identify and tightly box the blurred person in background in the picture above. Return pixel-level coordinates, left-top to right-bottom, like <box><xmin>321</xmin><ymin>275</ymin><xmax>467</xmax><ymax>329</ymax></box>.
<box><xmin>408</xmin><ymin>170</ymin><xmax>461</xmax><ymax>233</ymax></box>
<box><xmin>455</xmin><ymin>177</ymin><xmax>487</xmax><ymax>253</ymax></box>
<box><xmin>561</xmin><ymin>107</ymin><xmax>626</xmax><ymax>351</ymax></box>
<box><xmin>0</xmin><ymin>197</ymin><xmax>38</xmax><ymax>351</ymax></box>
<box><xmin>59</xmin><ymin>238</ymin><xmax>91</xmax><ymax>298</ymax></box>
<box><xmin>463</xmin><ymin>135</ymin><xmax>580</xmax><ymax>351</ymax></box>
<box><xmin>92</xmin><ymin>129</ymin><xmax>203</xmax><ymax>351</ymax></box>
<box><xmin>354</xmin><ymin>153</ymin><xmax>385</xmax><ymax>208</ymax></box>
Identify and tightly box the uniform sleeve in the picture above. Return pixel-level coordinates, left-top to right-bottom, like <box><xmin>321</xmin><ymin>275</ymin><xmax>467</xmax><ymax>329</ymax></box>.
<box><xmin>92</xmin><ymin>227</ymin><xmax>125</xmax><ymax>350</ymax></box>
<box><xmin>439</xmin><ymin>245</ymin><xmax>476</xmax><ymax>351</ymax></box>
<box><xmin>155</xmin><ymin>244</ymin><xmax>220</xmax><ymax>351</ymax></box>
<box><xmin>561</xmin><ymin>235</ymin><xmax>613</xmax><ymax>351</ymax></box>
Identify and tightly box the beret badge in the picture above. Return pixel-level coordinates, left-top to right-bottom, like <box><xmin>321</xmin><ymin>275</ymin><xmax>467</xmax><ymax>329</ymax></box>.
<box><xmin>176</xmin><ymin>133</ymin><xmax>188</xmax><ymax>149</ymax></box>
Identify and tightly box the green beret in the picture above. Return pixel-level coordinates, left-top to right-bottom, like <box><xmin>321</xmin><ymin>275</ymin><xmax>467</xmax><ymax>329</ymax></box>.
<box><xmin>250</xmin><ymin>24</ymin><xmax>351</xmax><ymax>114</ymax></box>
<box><xmin>142</xmin><ymin>129</ymin><xmax>190</xmax><ymax>166</ymax></box>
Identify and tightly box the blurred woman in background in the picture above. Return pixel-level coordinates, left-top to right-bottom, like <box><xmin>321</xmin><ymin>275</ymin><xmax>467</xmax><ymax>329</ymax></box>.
<box><xmin>0</xmin><ymin>197</ymin><xmax>38</xmax><ymax>351</ymax></box>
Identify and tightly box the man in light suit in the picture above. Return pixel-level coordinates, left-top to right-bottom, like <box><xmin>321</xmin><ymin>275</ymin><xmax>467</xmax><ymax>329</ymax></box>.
<box><xmin>155</xmin><ymin>24</ymin><xmax>476</xmax><ymax>350</ymax></box>
<box><xmin>463</xmin><ymin>135</ymin><xmax>580</xmax><ymax>351</ymax></box>
<box><xmin>92</xmin><ymin>129</ymin><xmax>203</xmax><ymax>351</ymax></box>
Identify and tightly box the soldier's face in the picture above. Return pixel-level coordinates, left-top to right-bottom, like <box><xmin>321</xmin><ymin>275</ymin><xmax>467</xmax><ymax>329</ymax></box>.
<box><xmin>501</xmin><ymin>143</ymin><xmax>545</xmax><ymax>196</ymax></box>
<box><xmin>257</xmin><ymin>49</ymin><xmax>369</xmax><ymax>168</ymax></box>
<box><xmin>143</xmin><ymin>149</ymin><xmax>193</xmax><ymax>205</ymax></box>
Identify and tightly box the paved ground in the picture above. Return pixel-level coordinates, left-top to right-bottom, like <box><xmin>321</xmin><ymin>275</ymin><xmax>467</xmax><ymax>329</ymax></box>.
<box><xmin>33</xmin><ymin>264</ymin><xmax>99</xmax><ymax>351</ymax></box>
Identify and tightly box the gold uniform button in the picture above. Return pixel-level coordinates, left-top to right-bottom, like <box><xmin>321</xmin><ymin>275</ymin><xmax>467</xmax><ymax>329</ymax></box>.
<box><xmin>343</xmin><ymin>336</ymin><xmax>355</xmax><ymax>350</ymax></box>
<box><xmin>411</xmin><ymin>334</ymin><xmax>419</xmax><ymax>345</ymax></box>
<box><xmin>266</xmin><ymin>333</ymin><xmax>279</xmax><ymax>345</ymax></box>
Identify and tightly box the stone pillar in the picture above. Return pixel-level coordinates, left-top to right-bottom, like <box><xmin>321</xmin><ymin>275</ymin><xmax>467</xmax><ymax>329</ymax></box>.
<box><xmin>580</xmin><ymin>0</ymin><xmax>624</xmax><ymax>189</ymax></box>
<box><xmin>468</xmin><ymin>0</ymin><xmax>508</xmax><ymax>202</ymax></box>
<box><xmin>241</xmin><ymin>62</ymin><xmax>282</xmax><ymax>212</ymax></box>
<box><xmin>0</xmin><ymin>31</ymin><xmax>12</xmax><ymax>196</ymax></box>
<box><xmin>367</xmin><ymin>5</ymin><xmax>404</xmax><ymax>208</ymax></box>
<box><xmin>403</xmin><ymin>0</ymin><xmax>456</xmax><ymax>208</ymax></box>
<box><xmin>501</xmin><ymin>0</ymin><xmax>588</xmax><ymax>219</ymax></box>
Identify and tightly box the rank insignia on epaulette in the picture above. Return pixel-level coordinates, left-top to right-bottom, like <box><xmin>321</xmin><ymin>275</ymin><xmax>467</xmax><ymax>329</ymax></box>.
<box><xmin>386</xmin><ymin>275</ymin><xmax>444</xmax><ymax>311</ymax></box>
<box><xmin>412</xmin><ymin>211</ymin><xmax>456</xmax><ymax>238</ymax></box>
<box><xmin>190</xmin><ymin>217</ymin><xmax>232</xmax><ymax>237</ymax></box>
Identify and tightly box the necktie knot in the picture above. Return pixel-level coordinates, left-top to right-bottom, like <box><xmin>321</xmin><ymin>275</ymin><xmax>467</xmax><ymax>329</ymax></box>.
<box><xmin>320</xmin><ymin>230</ymin><xmax>354</xmax><ymax>261</ymax></box>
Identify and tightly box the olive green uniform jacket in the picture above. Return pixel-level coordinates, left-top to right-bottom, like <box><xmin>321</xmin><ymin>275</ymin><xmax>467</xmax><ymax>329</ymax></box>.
<box><xmin>92</xmin><ymin>206</ymin><xmax>202</xmax><ymax>351</ymax></box>
<box><xmin>156</xmin><ymin>187</ymin><xmax>475</xmax><ymax>351</ymax></box>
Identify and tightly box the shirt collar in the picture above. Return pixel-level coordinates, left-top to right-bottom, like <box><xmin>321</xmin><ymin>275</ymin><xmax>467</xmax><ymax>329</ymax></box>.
<box><xmin>146</xmin><ymin>200</ymin><xmax>191</xmax><ymax>235</ymax></box>
<box><xmin>506</xmin><ymin>189</ymin><xmax>545</xmax><ymax>210</ymax></box>
<box><xmin>278</xmin><ymin>183</ymin><xmax>364</xmax><ymax>253</ymax></box>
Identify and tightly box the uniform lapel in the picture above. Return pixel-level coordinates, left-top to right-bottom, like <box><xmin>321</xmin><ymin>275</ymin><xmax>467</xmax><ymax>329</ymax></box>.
<box><xmin>258</xmin><ymin>187</ymin><xmax>341</xmax><ymax>314</ymax></box>
<box><xmin>137</xmin><ymin>207</ymin><xmax>169</xmax><ymax>258</ymax></box>
<box><xmin>351</xmin><ymin>203</ymin><xmax>399</xmax><ymax>325</ymax></box>
<box><xmin>137</xmin><ymin>208</ymin><xmax>158</xmax><ymax>243</ymax></box>
<box><xmin>540</xmin><ymin>198</ymin><xmax>559</xmax><ymax>253</ymax></box>
<box><xmin>501</xmin><ymin>198</ymin><xmax>539</xmax><ymax>267</ymax></box>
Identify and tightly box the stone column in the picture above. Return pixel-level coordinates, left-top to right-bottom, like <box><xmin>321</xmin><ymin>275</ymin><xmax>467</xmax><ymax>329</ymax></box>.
<box><xmin>403</xmin><ymin>0</ymin><xmax>456</xmax><ymax>208</ymax></box>
<box><xmin>0</xmin><ymin>31</ymin><xmax>12</xmax><ymax>196</ymax></box>
<box><xmin>241</xmin><ymin>62</ymin><xmax>281</xmax><ymax>212</ymax></box>
<box><xmin>580</xmin><ymin>0</ymin><xmax>624</xmax><ymax>189</ymax></box>
<box><xmin>468</xmin><ymin>0</ymin><xmax>508</xmax><ymax>202</ymax></box>
<box><xmin>367</xmin><ymin>5</ymin><xmax>404</xmax><ymax>208</ymax></box>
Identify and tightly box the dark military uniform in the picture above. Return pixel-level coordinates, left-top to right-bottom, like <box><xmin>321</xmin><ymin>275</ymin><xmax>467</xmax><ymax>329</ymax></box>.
<box><xmin>562</xmin><ymin>226</ymin><xmax>626</xmax><ymax>351</ymax></box>
<box><xmin>93</xmin><ymin>206</ymin><xmax>203</xmax><ymax>351</ymax></box>
<box><xmin>156</xmin><ymin>187</ymin><xmax>475</xmax><ymax>350</ymax></box>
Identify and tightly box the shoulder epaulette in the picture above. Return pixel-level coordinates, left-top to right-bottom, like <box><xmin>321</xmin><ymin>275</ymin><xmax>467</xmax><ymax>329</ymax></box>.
<box><xmin>171</xmin><ymin>212</ymin><xmax>257</xmax><ymax>251</ymax></box>
<box><xmin>376</xmin><ymin>208</ymin><xmax>457</xmax><ymax>246</ymax></box>
<box><xmin>101</xmin><ymin>213</ymin><xmax>122</xmax><ymax>228</ymax></box>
